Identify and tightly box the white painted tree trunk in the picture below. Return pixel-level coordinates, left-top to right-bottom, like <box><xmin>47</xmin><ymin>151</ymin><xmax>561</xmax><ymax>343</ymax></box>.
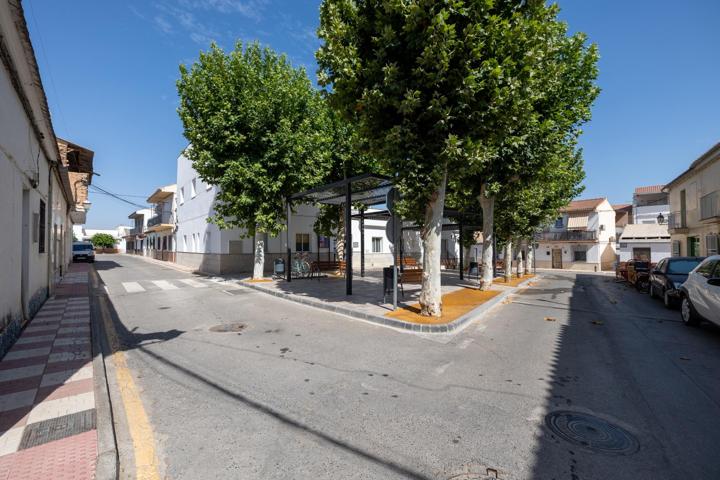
<box><xmin>336</xmin><ymin>211</ymin><xmax>345</xmax><ymax>261</ymax></box>
<box><xmin>479</xmin><ymin>186</ymin><xmax>495</xmax><ymax>291</ymax></box>
<box><xmin>253</xmin><ymin>231</ymin><xmax>265</xmax><ymax>280</ymax></box>
<box><xmin>504</xmin><ymin>239</ymin><xmax>513</xmax><ymax>282</ymax></box>
<box><xmin>526</xmin><ymin>243</ymin><xmax>534</xmax><ymax>275</ymax></box>
<box><xmin>419</xmin><ymin>172</ymin><xmax>447</xmax><ymax>317</ymax></box>
<box><xmin>516</xmin><ymin>241</ymin><xmax>523</xmax><ymax>278</ymax></box>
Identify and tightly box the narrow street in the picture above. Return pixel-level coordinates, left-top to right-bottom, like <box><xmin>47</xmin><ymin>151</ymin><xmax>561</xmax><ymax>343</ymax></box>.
<box><xmin>95</xmin><ymin>254</ymin><xmax>720</xmax><ymax>480</ymax></box>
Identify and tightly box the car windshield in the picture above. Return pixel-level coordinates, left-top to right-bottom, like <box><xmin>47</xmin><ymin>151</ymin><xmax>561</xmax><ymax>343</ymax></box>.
<box><xmin>73</xmin><ymin>244</ymin><xmax>93</xmax><ymax>252</ymax></box>
<box><xmin>667</xmin><ymin>259</ymin><xmax>701</xmax><ymax>274</ymax></box>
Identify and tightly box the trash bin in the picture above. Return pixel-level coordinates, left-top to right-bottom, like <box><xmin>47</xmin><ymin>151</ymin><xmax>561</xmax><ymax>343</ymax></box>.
<box><xmin>274</xmin><ymin>258</ymin><xmax>285</xmax><ymax>276</ymax></box>
<box><xmin>383</xmin><ymin>266</ymin><xmax>398</xmax><ymax>302</ymax></box>
<box><xmin>468</xmin><ymin>261</ymin><xmax>479</xmax><ymax>276</ymax></box>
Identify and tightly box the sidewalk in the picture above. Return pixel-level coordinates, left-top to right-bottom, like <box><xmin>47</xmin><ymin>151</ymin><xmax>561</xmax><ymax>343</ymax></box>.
<box><xmin>0</xmin><ymin>263</ymin><xmax>98</xmax><ymax>479</ymax></box>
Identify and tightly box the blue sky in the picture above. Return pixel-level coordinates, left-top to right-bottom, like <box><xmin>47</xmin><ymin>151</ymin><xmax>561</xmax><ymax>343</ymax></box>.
<box><xmin>25</xmin><ymin>0</ymin><xmax>720</xmax><ymax>228</ymax></box>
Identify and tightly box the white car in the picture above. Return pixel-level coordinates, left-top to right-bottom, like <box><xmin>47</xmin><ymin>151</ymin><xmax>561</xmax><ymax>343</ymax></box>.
<box><xmin>680</xmin><ymin>255</ymin><xmax>720</xmax><ymax>327</ymax></box>
<box><xmin>72</xmin><ymin>241</ymin><xmax>95</xmax><ymax>263</ymax></box>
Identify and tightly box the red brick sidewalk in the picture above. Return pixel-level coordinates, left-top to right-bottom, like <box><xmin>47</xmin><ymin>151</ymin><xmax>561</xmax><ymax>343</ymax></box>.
<box><xmin>0</xmin><ymin>263</ymin><xmax>97</xmax><ymax>479</ymax></box>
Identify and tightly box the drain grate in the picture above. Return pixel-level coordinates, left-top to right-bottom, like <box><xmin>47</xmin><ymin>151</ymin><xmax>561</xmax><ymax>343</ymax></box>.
<box><xmin>20</xmin><ymin>409</ymin><xmax>96</xmax><ymax>450</ymax></box>
<box><xmin>209</xmin><ymin>323</ymin><xmax>246</xmax><ymax>333</ymax></box>
<box><xmin>545</xmin><ymin>410</ymin><xmax>639</xmax><ymax>455</ymax></box>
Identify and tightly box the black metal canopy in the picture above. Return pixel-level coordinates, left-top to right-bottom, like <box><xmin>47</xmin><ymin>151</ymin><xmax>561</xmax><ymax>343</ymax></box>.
<box><xmin>291</xmin><ymin>173</ymin><xmax>393</xmax><ymax>207</ymax></box>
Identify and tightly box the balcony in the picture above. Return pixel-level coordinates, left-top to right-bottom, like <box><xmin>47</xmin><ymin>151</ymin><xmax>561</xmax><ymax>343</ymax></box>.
<box><xmin>536</xmin><ymin>230</ymin><xmax>597</xmax><ymax>242</ymax></box>
<box><xmin>668</xmin><ymin>208</ymin><xmax>698</xmax><ymax>232</ymax></box>
<box><xmin>129</xmin><ymin>227</ymin><xmax>143</xmax><ymax>236</ymax></box>
<box><xmin>146</xmin><ymin>211</ymin><xmax>174</xmax><ymax>231</ymax></box>
<box><xmin>700</xmin><ymin>191</ymin><xmax>719</xmax><ymax>221</ymax></box>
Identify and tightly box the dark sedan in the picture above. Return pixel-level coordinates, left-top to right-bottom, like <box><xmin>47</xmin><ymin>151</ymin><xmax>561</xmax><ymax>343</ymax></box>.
<box><xmin>650</xmin><ymin>256</ymin><xmax>705</xmax><ymax>308</ymax></box>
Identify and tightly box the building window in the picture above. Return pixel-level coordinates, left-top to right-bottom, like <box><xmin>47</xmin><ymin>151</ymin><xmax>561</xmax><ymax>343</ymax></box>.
<box><xmin>179</xmin><ymin>187</ymin><xmax>185</xmax><ymax>204</ymax></box>
<box><xmin>296</xmin><ymin>233</ymin><xmax>310</xmax><ymax>252</ymax></box>
<box><xmin>672</xmin><ymin>240</ymin><xmax>681</xmax><ymax>256</ymax></box>
<box><xmin>573</xmin><ymin>247</ymin><xmax>587</xmax><ymax>262</ymax></box>
<box><xmin>191</xmin><ymin>178</ymin><xmax>197</xmax><ymax>198</ymax></box>
<box><xmin>371</xmin><ymin>237</ymin><xmax>383</xmax><ymax>253</ymax></box>
<box><xmin>554</xmin><ymin>217</ymin><xmax>564</xmax><ymax>228</ymax></box>
<box><xmin>38</xmin><ymin>200</ymin><xmax>46</xmax><ymax>253</ymax></box>
<box><xmin>707</xmin><ymin>234</ymin><xmax>719</xmax><ymax>256</ymax></box>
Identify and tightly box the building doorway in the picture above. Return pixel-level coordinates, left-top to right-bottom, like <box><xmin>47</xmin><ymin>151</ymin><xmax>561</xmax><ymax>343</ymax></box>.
<box><xmin>689</xmin><ymin>236</ymin><xmax>700</xmax><ymax>256</ymax></box>
<box><xmin>633</xmin><ymin>248</ymin><xmax>651</xmax><ymax>262</ymax></box>
<box><xmin>552</xmin><ymin>249</ymin><xmax>563</xmax><ymax>269</ymax></box>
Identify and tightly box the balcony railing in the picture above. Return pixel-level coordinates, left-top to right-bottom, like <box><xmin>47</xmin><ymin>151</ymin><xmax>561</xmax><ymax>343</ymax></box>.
<box><xmin>668</xmin><ymin>208</ymin><xmax>698</xmax><ymax>229</ymax></box>
<box><xmin>147</xmin><ymin>212</ymin><xmax>172</xmax><ymax>227</ymax></box>
<box><xmin>130</xmin><ymin>227</ymin><xmax>143</xmax><ymax>236</ymax></box>
<box><xmin>700</xmin><ymin>191</ymin><xmax>719</xmax><ymax>220</ymax></box>
<box><xmin>536</xmin><ymin>230</ymin><xmax>597</xmax><ymax>242</ymax></box>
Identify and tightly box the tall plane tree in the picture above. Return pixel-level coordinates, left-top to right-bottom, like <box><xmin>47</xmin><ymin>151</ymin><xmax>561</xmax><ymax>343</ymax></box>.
<box><xmin>177</xmin><ymin>42</ymin><xmax>331</xmax><ymax>279</ymax></box>
<box><xmin>317</xmin><ymin>0</ymin><xmax>572</xmax><ymax>316</ymax></box>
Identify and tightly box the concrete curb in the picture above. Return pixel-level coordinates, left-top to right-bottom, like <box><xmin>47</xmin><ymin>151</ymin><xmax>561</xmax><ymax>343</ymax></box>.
<box><xmin>89</xmin><ymin>267</ymin><xmax>120</xmax><ymax>480</ymax></box>
<box><xmin>238</xmin><ymin>275</ymin><xmax>539</xmax><ymax>334</ymax></box>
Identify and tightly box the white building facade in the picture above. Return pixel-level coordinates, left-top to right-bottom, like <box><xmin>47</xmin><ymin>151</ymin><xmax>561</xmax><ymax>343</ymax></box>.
<box><xmin>536</xmin><ymin>198</ymin><xmax>617</xmax><ymax>271</ymax></box>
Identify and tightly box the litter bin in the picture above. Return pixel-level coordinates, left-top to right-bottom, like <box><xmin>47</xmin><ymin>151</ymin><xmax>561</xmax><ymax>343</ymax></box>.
<box><xmin>468</xmin><ymin>261</ymin><xmax>479</xmax><ymax>276</ymax></box>
<box><xmin>274</xmin><ymin>258</ymin><xmax>285</xmax><ymax>276</ymax></box>
<box><xmin>383</xmin><ymin>266</ymin><xmax>398</xmax><ymax>303</ymax></box>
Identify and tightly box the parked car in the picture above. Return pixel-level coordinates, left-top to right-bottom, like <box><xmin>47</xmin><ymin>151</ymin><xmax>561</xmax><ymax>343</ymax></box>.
<box><xmin>649</xmin><ymin>256</ymin><xmax>705</xmax><ymax>308</ymax></box>
<box><xmin>679</xmin><ymin>255</ymin><xmax>720</xmax><ymax>327</ymax></box>
<box><xmin>72</xmin><ymin>242</ymin><xmax>95</xmax><ymax>263</ymax></box>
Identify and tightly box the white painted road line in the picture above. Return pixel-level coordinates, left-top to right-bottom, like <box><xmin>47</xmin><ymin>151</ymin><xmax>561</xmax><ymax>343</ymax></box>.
<box><xmin>457</xmin><ymin>338</ymin><xmax>475</xmax><ymax>349</ymax></box>
<box><xmin>178</xmin><ymin>278</ymin><xmax>207</xmax><ymax>288</ymax></box>
<box><xmin>122</xmin><ymin>282</ymin><xmax>145</xmax><ymax>293</ymax></box>
<box><xmin>152</xmin><ymin>280</ymin><xmax>179</xmax><ymax>290</ymax></box>
<box><xmin>434</xmin><ymin>361</ymin><xmax>454</xmax><ymax>376</ymax></box>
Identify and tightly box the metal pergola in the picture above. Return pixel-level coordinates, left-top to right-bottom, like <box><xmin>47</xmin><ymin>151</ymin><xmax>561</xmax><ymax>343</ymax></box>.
<box><xmin>287</xmin><ymin>173</ymin><xmax>483</xmax><ymax>309</ymax></box>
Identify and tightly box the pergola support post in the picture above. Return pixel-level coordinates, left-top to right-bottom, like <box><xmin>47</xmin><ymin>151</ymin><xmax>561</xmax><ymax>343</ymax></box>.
<box><xmin>286</xmin><ymin>201</ymin><xmax>292</xmax><ymax>282</ymax></box>
<box><xmin>345</xmin><ymin>181</ymin><xmax>352</xmax><ymax>295</ymax></box>
<box><xmin>360</xmin><ymin>209</ymin><xmax>365</xmax><ymax>278</ymax></box>
<box><xmin>459</xmin><ymin>221</ymin><xmax>464</xmax><ymax>280</ymax></box>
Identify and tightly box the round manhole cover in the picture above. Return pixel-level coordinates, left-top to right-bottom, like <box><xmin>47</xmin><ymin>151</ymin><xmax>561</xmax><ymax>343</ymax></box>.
<box><xmin>545</xmin><ymin>411</ymin><xmax>639</xmax><ymax>455</ymax></box>
<box><xmin>209</xmin><ymin>323</ymin><xmax>246</xmax><ymax>333</ymax></box>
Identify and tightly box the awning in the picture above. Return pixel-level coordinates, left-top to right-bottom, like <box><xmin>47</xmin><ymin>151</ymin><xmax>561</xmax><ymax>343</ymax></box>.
<box><xmin>567</xmin><ymin>213</ymin><xmax>589</xmax><ymax>230</ymax></box>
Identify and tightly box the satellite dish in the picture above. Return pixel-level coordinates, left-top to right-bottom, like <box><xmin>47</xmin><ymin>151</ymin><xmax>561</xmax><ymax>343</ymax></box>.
<box><xmin>386</xmin><ymin>187</ymin><xmax>400</xmax><ymax>214</ymax></box>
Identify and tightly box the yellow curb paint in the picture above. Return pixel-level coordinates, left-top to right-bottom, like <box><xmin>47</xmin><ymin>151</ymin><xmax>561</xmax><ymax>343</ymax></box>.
<box><xmin>99</xmin><ymin>296</ymin><xmax>161</xmax><ymax>480</ymax></box>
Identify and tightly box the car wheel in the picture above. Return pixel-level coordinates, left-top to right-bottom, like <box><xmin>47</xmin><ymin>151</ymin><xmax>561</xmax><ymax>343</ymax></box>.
<box><xmin>663</xmin><ymin>290</ymin><xmax>674</xmax><ymax>309</ymax></box>
<box><xmin>681</xmin><ymin>295</ymin><xmax>700</xmax><ymax>326</ymax></box>
<box><xmin>649</xmin><ymin>284</ymin><xmax>657</xmax><ymax>299</ymax></box>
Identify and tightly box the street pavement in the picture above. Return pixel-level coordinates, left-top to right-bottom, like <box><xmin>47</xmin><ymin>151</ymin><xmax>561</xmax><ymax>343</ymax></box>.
<box><xmin>96</xmin><ymin>254</ymin><xmax>720</xmax><ymax>480</ymax></box>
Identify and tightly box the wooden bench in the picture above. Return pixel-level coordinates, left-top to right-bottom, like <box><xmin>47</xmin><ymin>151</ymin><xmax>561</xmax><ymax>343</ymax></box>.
<box><xmin>310</xmin><ymin>260</ymin><xmax>346</xmax><ymax>277</ymax></box>
<box><xmin>400</xmin><ymin>257</ymin><xmax>420</xmax><ymax>269</ymax></box>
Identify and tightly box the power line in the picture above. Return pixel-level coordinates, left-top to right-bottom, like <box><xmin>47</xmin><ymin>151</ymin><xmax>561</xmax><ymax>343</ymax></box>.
<box><xmin>89</xmin><ymin>185</ymin><xmax>148</xmax><ymax>210</ymax></box>
<box><xmin>27</xmin><ymin>0</ymin><xmax>72</xmax><ymax>138</ymax></box>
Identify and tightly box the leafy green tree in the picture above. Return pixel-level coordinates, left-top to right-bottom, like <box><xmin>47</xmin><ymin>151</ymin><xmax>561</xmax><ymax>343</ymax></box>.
<box><xmin>317</xmin><ymin>0</ymin><xmax>597</xmax><ymax>314</ymax></box>
<box><xmin>177</xmin><ymin>42</ymin><xmax>333</xmax><ymax>278</ymax></box>
<box><xmin>90</xmin><ymin>233</ymin><xmax>116</xmax><ymax>249</ymax></box>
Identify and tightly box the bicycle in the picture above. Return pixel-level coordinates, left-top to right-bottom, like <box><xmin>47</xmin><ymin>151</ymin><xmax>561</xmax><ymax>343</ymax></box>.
<box><xmin>291</xmin><ymin>252</ymin><xmax>312</xmax><ymax>279</ymax></box>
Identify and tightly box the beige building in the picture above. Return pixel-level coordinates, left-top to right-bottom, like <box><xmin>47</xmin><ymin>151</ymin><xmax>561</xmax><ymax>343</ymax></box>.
<box><xmin>665</xmin><ymin>143</ymin><xmax>720</xmax><ymax>257</ymax></box>
<box><xmin>535</xmin><ymin>198</ymin><xmax>617</xmax><ymax>271</ymax></box>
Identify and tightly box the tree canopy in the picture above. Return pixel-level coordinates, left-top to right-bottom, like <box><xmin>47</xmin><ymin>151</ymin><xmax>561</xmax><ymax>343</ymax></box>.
<box><xmin>90</xmin><ymin>233</ymin><xmax>116</xmax><ymax>249</ymax></box>
<box><xmin>177</xmin><ymin>41</ymin><xmax>333</xmax><ymax>237</ymax></box>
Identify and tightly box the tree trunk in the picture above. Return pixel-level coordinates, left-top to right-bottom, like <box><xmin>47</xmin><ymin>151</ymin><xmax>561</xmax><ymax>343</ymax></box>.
<box><xmin>463</xmin><ymin>244</ymin><xmax>472</xmax><ymax>269</ymax></box>
<box><xmin>526</xmin><ymin>242</ymin><xmax>534</xmax><ymax>275</ymax></box>
<box><xmin>335</xmin><ymin>210</ymin><xmax>345</xmax><ymax>261</ymax></box>
<box><xmin>253</xmin><ymin>231</ymin><xmax>265</xmax><ymax>279</ymax></box>
<box><xmin>504</xmin><ymin>239</ymin><xmax>513</xmax><ymax>282</ymax></box>
<box><xmin>516</xmin><ymin>241</ymin><xmax>523</xmax><ymax>278</ymax></box>
<box><xmin>479</xmin><ymin>185</ymin><xmax>495</xmax><ymax>290</ymax></box>
<box><xmin>419</xmin><ymin>172</ymin><xmax>447</xmax><ymax>317</ymax></box>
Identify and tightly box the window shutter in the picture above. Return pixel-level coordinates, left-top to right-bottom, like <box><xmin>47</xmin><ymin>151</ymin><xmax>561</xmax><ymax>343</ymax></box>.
<box><xmin>672</xmin><ymin>240</ymin><xmax>681</xmax><ymax>256</ymax></box>
<box><xmin>706</xmin><ymin>234</ymin><xmax>719</xmax><ymax>256</ymax></box>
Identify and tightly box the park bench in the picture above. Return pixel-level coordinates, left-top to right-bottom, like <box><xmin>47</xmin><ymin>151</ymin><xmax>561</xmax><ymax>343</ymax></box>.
<box><xmin>310</xmin><ymin>260</ymin><xmax>346</xmax><ymax>278</ymax></box>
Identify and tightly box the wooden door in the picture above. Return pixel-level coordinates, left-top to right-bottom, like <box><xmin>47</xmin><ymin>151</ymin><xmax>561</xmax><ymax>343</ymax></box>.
<box><xmin>552</xmin><ymin>249</ymin><xmax>562</xmax><ymax>269</ymax></box>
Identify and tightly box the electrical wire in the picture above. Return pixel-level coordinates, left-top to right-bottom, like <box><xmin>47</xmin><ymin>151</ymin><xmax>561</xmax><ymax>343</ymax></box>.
<box><xmin>89</xmin><ymin>185</ymin><xmax>148</xmax><ymax>209</ymax></box>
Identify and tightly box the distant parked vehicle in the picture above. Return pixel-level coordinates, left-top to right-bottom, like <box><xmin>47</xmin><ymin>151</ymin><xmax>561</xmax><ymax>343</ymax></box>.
<box><xmin>649</xmin><ymin>256</ymin><xmax>705</xmax><ymax>308</ymax></box>
<box><xmin>72</xmin><ymin>242</ymin><xmax>95</xmax><ymax>263</ymax></box>
<box><xmin>679</xmin><ymin>255</ymin><xmax>720</xmax><ymax>327</ymax></box>
<box><xmin>627</xmin><ymin>259</ymin><xmax>652</xmax><ymax>292</ymax></box>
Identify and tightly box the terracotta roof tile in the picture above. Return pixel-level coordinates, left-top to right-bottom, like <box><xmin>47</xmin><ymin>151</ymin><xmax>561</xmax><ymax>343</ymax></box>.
<box><xmin>634</xmin><ymin>185</ymin><xmax>665</xmax><ymax>194</ymax></box>
<box><xmin>560</xmin><ymin>198</ymin><xmax>606</xmax><ymax>212</ymax></box>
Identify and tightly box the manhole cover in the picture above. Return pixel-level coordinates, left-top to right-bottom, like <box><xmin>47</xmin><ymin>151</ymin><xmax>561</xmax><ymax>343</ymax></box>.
<box><xmin>545</xmin><ymin>411</ymin><xmax>639</xmax><ymax>455</ymax></box>
<box><xmin>209</xmin><ymin>323</ymin><xmax>246</xmax><ymax>333</ymax></box>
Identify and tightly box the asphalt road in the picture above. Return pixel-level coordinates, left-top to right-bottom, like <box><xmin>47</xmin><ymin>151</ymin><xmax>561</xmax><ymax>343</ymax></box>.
<box><xmin>94</xmin><ymin>254</ymin><xmax>720</xmax><ymax>480</ymax></box>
